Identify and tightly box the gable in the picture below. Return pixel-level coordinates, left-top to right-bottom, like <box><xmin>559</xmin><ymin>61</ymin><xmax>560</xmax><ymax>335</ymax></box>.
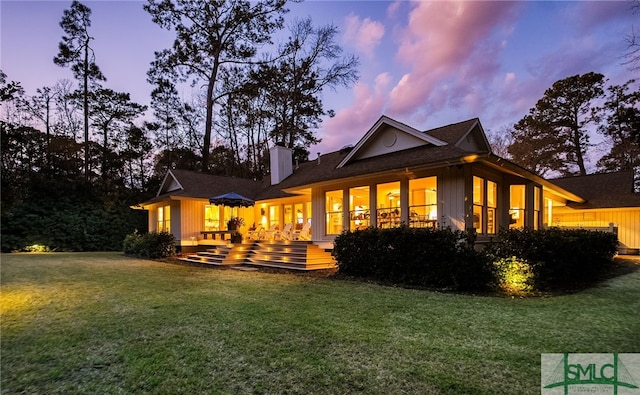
<box><xmin>157</xmin><ymin>170</ymin><xmax>183</xmax><ymax>196</ymax></box>
<box><xmin>424</xmin><ymin>118</ymin><xmax>490</xmax><ymax>153</ymax></box>
<box><xmin>454</xmin><ymin>123</ymin><xmax>491</xmax><ymax>152</ymax></box>
<box><xmin>337</xmin><ymin>116</ymin><xmax>446</xmax><ymax>168</ymax></box>
<box><xmin>349</xmin><ymin>125</ymin><xmax>436</xmax><ymax>161</ymax></box>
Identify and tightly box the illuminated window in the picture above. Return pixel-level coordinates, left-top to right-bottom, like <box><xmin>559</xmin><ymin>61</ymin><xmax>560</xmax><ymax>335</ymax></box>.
<box><xmin>533</xmin><ymin>186</ymin><xmax>541</xmax><ymax>230</ymax></box>
<box><xmin>473</xmin><ymin>177</ymin><xmax>499</xmax><ymax>235</ymax></box>
<box><xmin>269</xmin><ymin>205</ymin><xmax>280</xmax><ymax>229</ymax></box>
<box><xmin>509</xmin><ymin>185</ymin><xmax>526</xmax><ymax>229</ymax></box>
<box><xmin>204</xmin><ymin>205</ymin><xmax>220</xmax><ymax>231</ymax></box>
<box><xmin>157</xmin><ymin>205</ymin><xmax>170</xmax><ymax>232</ymax></box>
<box><xmin>377</xmin><ymin>181</ymin><xmax>400</xmax><ymax>228</ymax></box>
<box><xmin>284</xmin><ymin>204</ymin><xmax>293</xmax><ymax>226</ymax></box>
<box><xmin>473</xmin><ymin>176</ymin><xmax>484</xmax><ymax>232</ymax></box>
<box><xmin>325</xmin><ymin>190</ymin><xmax>343</xmax><ymax>235</ymax></box>
<box><xmin>349</xmin><ymin>186</ymin><xmax>370</xmax><ymax>230</ymax></box>
<box><xmin>409</xmin><ymin>176</ymin><xmax>437</xmax><ymax>228</ymax></box>
<box><xmin>487</xmin><ymin>181</ymin><xmax>497</xmax><ymax>234</ymax></box>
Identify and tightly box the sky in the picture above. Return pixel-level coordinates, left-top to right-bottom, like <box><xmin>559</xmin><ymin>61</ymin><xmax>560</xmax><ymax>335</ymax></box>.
<box><xmin>1</xmin><ymin>0</ymin><xmax>638</xmax><ymax>164</ymax></box>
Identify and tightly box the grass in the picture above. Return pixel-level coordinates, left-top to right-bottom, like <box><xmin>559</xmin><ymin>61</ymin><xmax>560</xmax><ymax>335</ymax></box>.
<box><xmin>1</xmin><ymin>252</ymin><xmax>639</xmax><ymax>394</ymax></box>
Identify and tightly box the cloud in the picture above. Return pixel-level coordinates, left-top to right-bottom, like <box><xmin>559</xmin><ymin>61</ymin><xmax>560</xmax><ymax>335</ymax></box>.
<box><xmin>316</xmin><ymin>72</ymin><xmax>391</xmax><ymax>152</ymax></box>
<box><xmin>343</xmin><ymin>13</ymin><xmax>385</xmax><ymax>58</ymax></box>
<box><xmin>388</xmin><ymin>1</ymin><xmax>521</xmax><ymax>118</ymax></box>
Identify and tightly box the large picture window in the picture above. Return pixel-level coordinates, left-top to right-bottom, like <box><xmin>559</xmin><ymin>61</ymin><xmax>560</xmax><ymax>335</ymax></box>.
<box><xmin>325</xmin><ymin>190</ymin><xmax>343</xmax><ymax>235</ymax></box>
<box><xmin>377</xmin><ymin>181</ymin><xmax>401</xmax><ymax>228</ymax></box>
<box><xmin>409</xmin><ymin>176</ymin><xmax>437</xmax><ymax>228</ymax></box>
<box><xmin>349</xmin><ymin>186</ymin><xmax>370</xmax><ymax>230</ymax></box>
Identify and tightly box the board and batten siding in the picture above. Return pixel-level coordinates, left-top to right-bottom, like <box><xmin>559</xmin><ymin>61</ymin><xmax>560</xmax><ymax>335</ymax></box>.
<box><xmin>440</xmin><ymin>165</ymin><xmax>466</xmax><ymax>231</ymax></box>
<box><xmin>179</xmin><ymin>199</ymin><xmax>206</xmax><ymax>245</ymax></box>
<box><xmin>553</xmin><ymin>207</ymin><xmax>640</xmax><ymax>249</ymax></box>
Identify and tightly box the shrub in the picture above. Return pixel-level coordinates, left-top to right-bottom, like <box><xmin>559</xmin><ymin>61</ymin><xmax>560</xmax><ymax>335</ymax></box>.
<box><xmin>484</xmin><ymin>228</ymin><xmax>618</xmax><ymax>291</ymax></box>
<box><xmin>333</xmin><ymin>226</ymin><xmax>494</xmax><ymax>292</ymax></box>
<box><xmin>123</xmin><ymin>231</ymin><xmax>175</xmax><ymax>259</ymax></box>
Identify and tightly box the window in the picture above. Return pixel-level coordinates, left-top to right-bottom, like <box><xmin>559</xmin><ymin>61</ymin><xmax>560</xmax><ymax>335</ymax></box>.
<box><xmin>284</xmin><ymin>204</ymin><xmax>293</xmax><ymax>226</ymax></box>
<box><xmin>349</xmin><ymin>186</ymin><xmax>370</xmax><ymax>230</ymax></box>
<box><xmin>509</xmin><ymin>185</ymin><xmax>526</xmax><ymax>229</ymax></box>
<box><xmin>377</xmin><ymin>181</ymin><xmax>400</xmax><ymax>228</ymax></box>
<box><xmin>409</xmin><ymin>176</ymin><xmax>437</xmax><ymax>228</ymax></box>
<box><xmin>269</xmin><ymin>205</ymin><xmax>280</xmax><ymax>229</ymax></box>
<box><xmin>325</xmin><ymin>190</ymin><xmax>343</xmax><ymax>235</ymax></box>
<box><xmin>487</xmin><ymin>181</ymin><xmax>497</xmax><ymax>235</ymax></box>
<box><xmin>473</xmin><ymin>176</ymin><xmax>484</xmax><ymax>232</ymax></box>
<box><xmin>204</xmin><ymin>205</ymin><xmax>220</xmax><ymax>231</ymax></box>
<box><xmin>157</xmin><ymin>205</ymin><xmax>170</xmax><ymax>232</ymax></box>
<box><xmin>534</xmin><ymin>186</ymin><xmax>541</xmax><ymax>230</ymax></box>
<box><xmin>473</xmin><ymin>177</ymin><xmax>498</xmax><ymax>235</ymax></box>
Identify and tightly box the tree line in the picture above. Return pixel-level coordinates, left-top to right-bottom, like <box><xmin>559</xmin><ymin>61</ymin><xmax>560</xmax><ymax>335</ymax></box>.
<box><xmin>0</xmin><ymin>0</ymin><xmax>358</xmax><ymax>251</ymax></box>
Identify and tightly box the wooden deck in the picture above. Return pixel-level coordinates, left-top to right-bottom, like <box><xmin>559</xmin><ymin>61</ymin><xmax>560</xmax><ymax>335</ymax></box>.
<box><xmin>179</xmin><ymin>240</ymin><xmax>337</xmax><ymax>271</ymax></box>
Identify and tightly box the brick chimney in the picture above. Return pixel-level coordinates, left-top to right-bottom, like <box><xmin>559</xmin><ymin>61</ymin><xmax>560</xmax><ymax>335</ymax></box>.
<box><xmin>270</xmin><ymin>145</ymin><xmax>293</xmax><ymax>185</ymax></box>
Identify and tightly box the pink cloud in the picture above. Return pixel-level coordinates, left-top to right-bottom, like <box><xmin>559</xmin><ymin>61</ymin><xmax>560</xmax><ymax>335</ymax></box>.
<box><xmin>316</xmin><ymin>73</ymin><xmax>391</xmax><ymax>152</ymax></box>
<box><xmin>343</xmin><ymin>14</ymin><xmax>385</xmax><ymax>58</ymax></box>
<box><xmin>388</xmin><ymin>1</ymin><xmax>520</xmax><ymax>117</ymax></box>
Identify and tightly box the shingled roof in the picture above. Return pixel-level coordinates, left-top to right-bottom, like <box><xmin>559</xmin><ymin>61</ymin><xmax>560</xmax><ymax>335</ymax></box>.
<box><xmin>256</xmin><ymin>119</ymin><xmax>487</xmax><ymax>200</ymax></box>
<box><xmin>550</xmin><ymin>171</ymin><xmax>640</xmax><ymax>209</ymax></box>
<box><xmin>140</xmin><ymin>169</ymin><xmax>266</xmax><ymax>205</ymax></box>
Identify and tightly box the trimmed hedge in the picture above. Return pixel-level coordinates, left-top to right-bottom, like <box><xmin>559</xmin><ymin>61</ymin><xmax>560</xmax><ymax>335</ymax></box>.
<box><xmin>123</xmin><ymin>231</ymin><xmax>176</xmax><ymax>259</ymax></box>
<box><xmin>333</xmin><ymin>226</ymin><xmax>494</xmax><ymax>291</ymax></box>
<box><xmin>334</xmin><ymin>226</ymin><xmax>619</xmax><ymax>293</ymax></box>
<box><xmin>483</xmin><ymin>228</ymin><xmax>619</xmax><ymax>291</ymax></box>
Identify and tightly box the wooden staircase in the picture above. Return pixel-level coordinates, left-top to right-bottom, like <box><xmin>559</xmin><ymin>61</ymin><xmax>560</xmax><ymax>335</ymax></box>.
<box><xmin>179</xmin><ymin>241</ymin><xmax>337</xmax><ymax>271</ymax></box>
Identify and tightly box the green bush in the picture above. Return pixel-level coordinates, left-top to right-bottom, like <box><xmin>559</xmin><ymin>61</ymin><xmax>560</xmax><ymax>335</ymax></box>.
<box><xmin>333</xmin><ymin>226</ymin><xmax>494</xmax><ymax>291</ymax></box>
<box><xmin>484</xmin><ymin>228</ymin><xmax>618</xmax><ymax>291</ymax></box>
<box><xmin>123</xmin><ymin>231</ymin><xmax>175</xmax><ymax>259</ymax></box>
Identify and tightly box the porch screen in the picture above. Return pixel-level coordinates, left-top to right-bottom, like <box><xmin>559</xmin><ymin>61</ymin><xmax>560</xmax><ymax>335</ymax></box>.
<box><xmin>409</xmin><ymin>176</ymin><xmax>437</xmax><ymax>228</ymax></box>
<box><xmin>349</xmin><ymin>186</ymin><xmax>370</xmax><ymax>230</ymax></box>
<box><xmin>325</xmin><ymin>190</ymin><xmax>343</xmax><ymax>235</ymax></box>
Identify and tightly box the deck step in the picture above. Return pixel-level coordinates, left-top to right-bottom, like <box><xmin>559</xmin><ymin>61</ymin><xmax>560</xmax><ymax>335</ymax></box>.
<box><xmin>179</xmin><ymin>241</ymin><xmax>336</xmax><ymax>271</ymax></box>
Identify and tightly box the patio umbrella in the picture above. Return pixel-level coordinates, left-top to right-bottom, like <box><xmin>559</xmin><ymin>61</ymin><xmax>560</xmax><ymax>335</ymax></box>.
<box><xmin>209</xmin><ymin>192</ymin><xmax>255</xmax><ymax>208</ymax></box>
<box><xmin>209</xmin><ymin>192</ymin><xmax>255</xmax><ymax>231</ymax></box>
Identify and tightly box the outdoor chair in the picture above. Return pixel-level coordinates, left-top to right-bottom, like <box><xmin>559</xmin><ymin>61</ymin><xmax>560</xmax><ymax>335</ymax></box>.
<box><xmin>276</xmin><ymin>223</ymin><xmax>293</xmax><ymax>241</ymax></box>
<box><xmin>247</xmin><ymin>224</ymin><xmax>264</xmax><ymax>241</ymax></box>
<box><xmin>262</xmin><ymin>224</ymin><xmax>279</xmax><ymax>240</ymax></box>
<box><xmin>293</xmin><ymin>222</ymin><xmax>311</xmax><ymax>240</ymax></box>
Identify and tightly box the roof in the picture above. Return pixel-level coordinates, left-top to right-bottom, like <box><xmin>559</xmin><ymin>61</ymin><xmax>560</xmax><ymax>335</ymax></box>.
<box><xmin>139</xmin><ymin>169</ymin><xmax>265</xmax><ymax>206</ymax></box>
<box><xmin>550</xmin><ymin>171</ymin><xmax>640</xmax><ymax>209</ymax></box>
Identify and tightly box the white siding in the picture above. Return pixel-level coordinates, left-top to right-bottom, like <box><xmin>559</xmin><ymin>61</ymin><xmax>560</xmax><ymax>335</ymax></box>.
<box><xmin>553</xmin><ymin>207</ymin><xmax>640</xmax><ymax>248</ymax></box>
<box><xmin>440</xmin><ymin>166</ymin><xmax>466</xmax><ymax>231</ymax></box>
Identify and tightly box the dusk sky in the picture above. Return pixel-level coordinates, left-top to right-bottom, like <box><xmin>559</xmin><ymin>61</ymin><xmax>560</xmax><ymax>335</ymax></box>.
<box><xmin>1</xmin><ymin>1</ymin><xmax>638</xmax><ymax>163</ymax></box>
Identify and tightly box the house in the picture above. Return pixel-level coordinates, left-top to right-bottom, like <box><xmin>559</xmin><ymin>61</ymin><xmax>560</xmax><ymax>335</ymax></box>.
<box><xmin>136</xmin><ymin>116</ymin><xmax>640</xmax><ymax>265</ymax></box>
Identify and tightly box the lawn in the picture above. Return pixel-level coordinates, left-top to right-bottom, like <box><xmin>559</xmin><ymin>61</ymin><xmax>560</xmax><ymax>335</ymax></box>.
<box><xmin>1</xmin><ymin>252</ymin><xmax>639</xmax><ymax>394</ymax></box>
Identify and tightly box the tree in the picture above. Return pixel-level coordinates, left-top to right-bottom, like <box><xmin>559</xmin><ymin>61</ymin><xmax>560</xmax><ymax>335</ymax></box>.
<box><xmin>623</xmin><ymin>0</ymin><xmax>640</xmax><ymax>71</ymax></box>
<box><xmin>0</xmin><ymin>70</ymin><xmax>24</xmax><ymax>102</ymax></box>
<box><xmin>508</xmin><ymin>72</ymin><xmax>605</xmax><ymax>176</ymax></box>
<box><xmin>85</xmin><ymin>88</ymin><xmax>147</xmax><ymax>181</ymax></box>
<box><xmin>54</xmin><ymin>0</ymin><xmax>105</xmax><ymax>180</ymax></box>
<box><xmin>253</xmin><ymin>18</ymin><xmax>358</xmax><ymax>150</ymax></box>
<box><xmin>145</xmin><ymin>0</ymin><xmax>289</xmax><ymax>172</ymax></box>
<box><xmin>596</xmin><ymin>79</ymin><xmax>640</xmax><ymax>173</ymax></box>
